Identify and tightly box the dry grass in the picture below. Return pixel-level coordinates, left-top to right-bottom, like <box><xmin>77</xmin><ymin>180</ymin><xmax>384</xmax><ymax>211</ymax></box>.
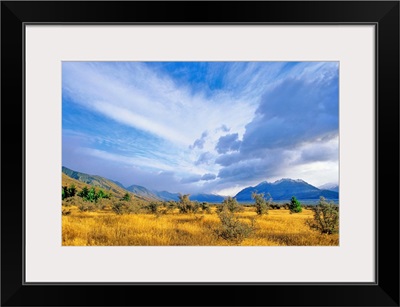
<box><xmin>62</xmin><ymin>206</ymin><xmax>339</xmax><ymax>246</ymax></box>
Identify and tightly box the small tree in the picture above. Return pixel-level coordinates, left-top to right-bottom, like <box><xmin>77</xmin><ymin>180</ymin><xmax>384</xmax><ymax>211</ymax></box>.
<box><xmin>67</xmin><ymin>184</ymin><xmax>76</xmax><ymax>197</ymax></box>
<box><xmin>252</xmin><ymin>192</ymin><xmax>270</xmax><ymax>215</ymax></box>
<box><xmin>62</xmin><ymin>184</ymin><xmax>77</xmax><ymax>200</ymax></box>
<box><xmin>78</xmin><ymin>186</ymin><xmax>89</xmax><ymax>199</ymax></box>
<box><xmin>289</xmin><ymin>196</ymin><xmax>302</xmax><ymax>213</ymax></box>
<box><xmin>62</xmin><ymin>186</ymin><xmax>67</xmax><ymax>200</ymax></box>
<box><xmin>307</xmin><ymin>197</ymin><xmax>339</xmax><ymax>234</ymax></box>
<box><xmin>97</xmin><ymin>189</ymin><xmax>109</xmax><ymax>200</ymax></box>
<box><xmin>86</xmin><ymin>187</ymin><xmax>97</xmax><ymax>202</ymax></box>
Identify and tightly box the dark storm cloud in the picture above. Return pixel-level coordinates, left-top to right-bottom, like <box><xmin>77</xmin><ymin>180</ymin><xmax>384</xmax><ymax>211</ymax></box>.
<box><xmin>214</xmin><ymin>71</ymin><xmax>339</xmax><ymax>187</ymax></box>
<box><xmin>215</xmin><ymin>133</ymin><xmax>242</xmax><ymax>154</ymax></box>
<box><xmin>217</xmin><ymin>150</ymin><xmax>290</xmax><ymax>183</ymax></box>
<box><xmin>215</xmin><ymin>152</ymin><xmax>241</xmax><ymax>167</ymax></box>
<box><xmin>240</xmin><ymin>76</ymin><xmax>338</xmax><ymax>155</ymax></box>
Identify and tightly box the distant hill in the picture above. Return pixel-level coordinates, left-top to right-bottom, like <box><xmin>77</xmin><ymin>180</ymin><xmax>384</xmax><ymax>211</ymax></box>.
<box><xmin>153</xmin><ymin>191</ymin><xmax>180</xmax><ymax>201</ymax></box>
<box><xmin>318</xmin><ymin>183</ymin><xmax>339</xmax><ymax>193</ymax></box>
<box><xmin>234</xmin><ymin>178</ymin><xmax>339</xmax><ymax>202</ymax></box>
<box><xmin>126</xmin><ymin>184</ymin><xmax>161</xmax><ymax>201</ymax></box>
<box><xmin>62</xmin><ymin>173</ymin><xmax>94</xmax><ymax>192</ymax></box>
<box><xmin>110</xmin><ymin>180</ymin><xmax>127</xmax><ymax>190</ymax></box>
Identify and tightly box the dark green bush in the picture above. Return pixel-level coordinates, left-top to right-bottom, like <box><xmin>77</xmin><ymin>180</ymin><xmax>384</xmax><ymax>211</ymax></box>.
<box><xmin>289</xmin><ymin>196</ymin><xmax>302</xmax><ymax>213</ymax></box>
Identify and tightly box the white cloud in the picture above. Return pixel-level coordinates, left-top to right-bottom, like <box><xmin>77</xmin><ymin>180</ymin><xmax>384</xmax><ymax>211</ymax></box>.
<box><xmin>63</xmin><ymin>62</ymin><xmax>257</xmax><ymax>148</ymax></box>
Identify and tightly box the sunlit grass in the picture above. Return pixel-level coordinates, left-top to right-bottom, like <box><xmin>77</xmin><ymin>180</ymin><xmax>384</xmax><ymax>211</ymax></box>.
<box><xmin>62</xmin><ymin>206</ymin><xmax>339</xmax><ymax>246</ymax></box>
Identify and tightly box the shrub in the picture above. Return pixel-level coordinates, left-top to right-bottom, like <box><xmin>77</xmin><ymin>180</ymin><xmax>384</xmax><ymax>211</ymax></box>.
<box><xmin>200</xmin><ymin>202</ymin><xmax>211</xmax><ymax>214</ymax></box>
<box><xmin>307</xmin><ymin>197</ymin><xmax>339</xmax><ymax>234</ymax></box>
<box><xmin>270</xmin><ymin>204</ymin><xmax>281</xmax><ymax>209</ymax></box>
<box><xmin>218</xmin><ymin>196</ymin><xmax>243</xmax><ymax>213</ymax></box>
<box><xmin>78</xmin><ymin>202</ymin><xmax>96</xmax><ymax>212</ymax></box>
<box><xmin>215</xmin><ymin>209</ymin><xmax>254</xmax><ymax>244</ymax></box>
<box><xmin>62</xmin><ymin>209</ymin><xmax>71</xmax><ymax>216</ymax></box>
<box><xmin>126</xmin><ymin>202</ymin><xmax>143</xmax><ymax>214</ymax></box>
<box><xmin>162</xmin><ymin>201</ymin><xmax>177</xmax><ymax>213</ymax></box>
<box><xmin>192</xmin><ymin>201</ymin><xmax>201</xmax><ymax>213</ymax></box>
<box><xmin>62</xmin><ymin>195</ymin><xmax>81</xmax><ymax>207</ymax></box>
<box><xmin>94</xmin><ymin>197</ymin><xmax>110</xmax><ymax>210</ymax></box>
<box><xmin>251</xmin><ymin>192</ymin><xmax>271</xmax><ymax>215</ymax></box>
<box><xmin>145</xmin><ymin>202</ymin><xmax>160</xmax><ymax>214</ymax></box>
<box><xmin>121</xmin><ymin>193</ymin><xmax>131</xmax><ymax>201</ymax></box>
<box><xmin>289</xmin><ymin>196</ymin><xmax>302</xmax><ymax>213</ymax></box>
<box><xmin>177</xmin><ymin>194</ymin><xmax>199</xmax><ymax>213</ymax></box>
<box><xmin>112</xmin><ymin>201</ymin><xmax>130</xmax><ymax>215</ymax></box>
<box><xmin>282</xmin><ymin>203</ymin><xmax>290</xmax><ymax>210</ymax></box>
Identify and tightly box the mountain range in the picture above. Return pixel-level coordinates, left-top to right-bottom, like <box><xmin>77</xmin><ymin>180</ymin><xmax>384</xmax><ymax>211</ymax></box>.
<box><xmin>62</xmin><ymin>166</ymin><xmax>338</xmax><ymax>203</ymax></box>
<box><xmin>234</xmin><ymin>178</ymin><xmax>338</xmax><ymax>201</ymax></box>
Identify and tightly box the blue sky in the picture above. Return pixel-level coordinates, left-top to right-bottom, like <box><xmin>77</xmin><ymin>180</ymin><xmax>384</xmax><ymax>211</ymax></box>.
<box><xmin>62</xmin><ymin>61</ymin><xmax>339</xmax><ymax>196</ymax></box>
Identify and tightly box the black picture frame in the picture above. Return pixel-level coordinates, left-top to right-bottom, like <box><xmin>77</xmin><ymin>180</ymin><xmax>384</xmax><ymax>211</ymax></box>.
<box><xmin>1</xmin><ymin>1</ymin><xmax>399</xmax><ymax>306</ymax></box>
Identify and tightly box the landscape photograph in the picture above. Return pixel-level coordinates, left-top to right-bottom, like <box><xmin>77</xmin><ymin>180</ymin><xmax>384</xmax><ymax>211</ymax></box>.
<box><xmin>62</xmin><ymin>61</ymin><xmax>339</xmax><ymax>246</ymax></box>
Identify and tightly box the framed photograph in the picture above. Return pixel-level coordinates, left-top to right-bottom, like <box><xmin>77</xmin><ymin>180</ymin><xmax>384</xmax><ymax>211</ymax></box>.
<box><xmin>1</xmin><ymin>1</ymin><xmax>399</xmax><ymax>306</ymax></box>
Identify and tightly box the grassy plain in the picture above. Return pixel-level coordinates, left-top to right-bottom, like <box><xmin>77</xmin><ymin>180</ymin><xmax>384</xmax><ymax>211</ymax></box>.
<box><xmin>62</xmin><ymin>206</ymin><xmax>339</xmax><ymax>246</ymax></box>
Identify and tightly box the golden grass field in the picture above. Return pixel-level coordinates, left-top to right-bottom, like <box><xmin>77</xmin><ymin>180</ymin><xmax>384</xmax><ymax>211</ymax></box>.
<box><xmin>62</xmin><ymin>206</ymin><xmax>339</xmax><ymax>246</ymax></box>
